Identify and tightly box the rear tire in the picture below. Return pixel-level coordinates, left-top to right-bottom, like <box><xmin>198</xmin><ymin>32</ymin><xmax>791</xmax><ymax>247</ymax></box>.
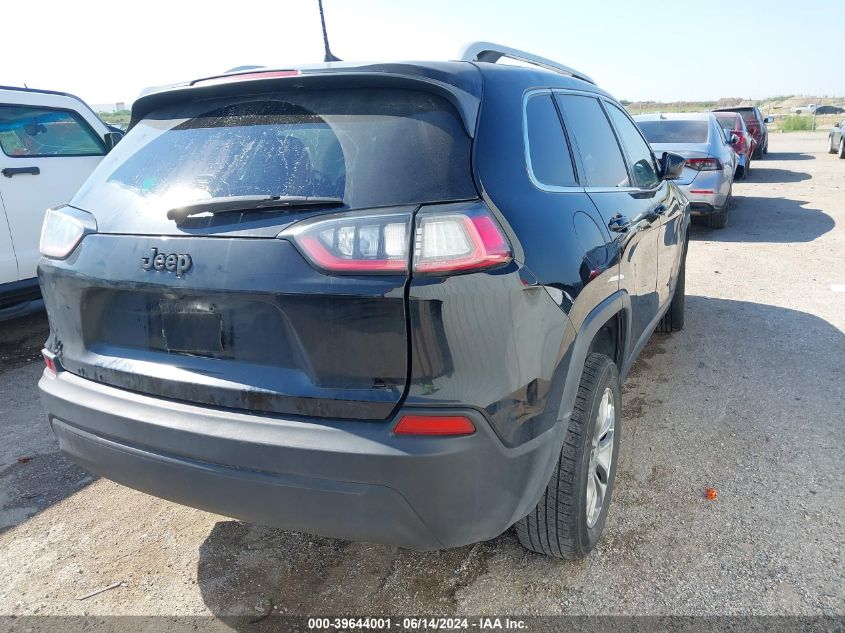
<box><xmin>829</xmin><ymin>136</ymin><xmax>837</xmax><ymax>154</ymax></box>
<box><xmin>658</xmin><ymin>243</ymin><xmax>686</xmax><ymax>333</ymax></box>
<box><xmin>707</xmin><ymin>189</ymin><xmax>730</xmax><ymax>229</ymax></box>
<box><xmin>515</xmin><ymin>354</ymin><xmax>621</xmax><ymax>559</ymax></box>
<box><xmin>707</xmin><ymin>210</ymin><xmax>728</xmax><ymax>229</ymax></box>
<box><xmin>839</xmin><ymin>138</ymin><xmax>845</xmax><ymax>159</ymax></box>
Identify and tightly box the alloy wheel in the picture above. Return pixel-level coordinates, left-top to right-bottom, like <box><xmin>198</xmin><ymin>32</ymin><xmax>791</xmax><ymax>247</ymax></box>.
<box><xmin>586</xmin><ymin>387</ymin><xmax>616</xmax><ymax>528</ymax></box>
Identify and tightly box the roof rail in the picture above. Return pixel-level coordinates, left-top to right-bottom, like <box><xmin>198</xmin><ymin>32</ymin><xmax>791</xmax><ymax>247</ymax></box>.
<box><xmin>459</xmin><ymin>41</ymin><xmax>595</xmax><ymax>85</ymax></box>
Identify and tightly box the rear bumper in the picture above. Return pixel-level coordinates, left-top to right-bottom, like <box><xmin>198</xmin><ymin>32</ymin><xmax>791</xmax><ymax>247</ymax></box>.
<box><xmin>39</xmin><ymin>369</ymin><xmax>561</xmax><ymax>550</ymax></box>
<box><xmin>678</xmin><ymin>173</ymin><xmax>730</xmax><ymax>213</ymax></box>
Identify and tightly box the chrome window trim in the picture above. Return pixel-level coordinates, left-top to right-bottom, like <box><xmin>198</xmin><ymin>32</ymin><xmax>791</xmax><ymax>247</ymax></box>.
<box><xmin>522</xmin><ymin>88</ymin><xmax>583</xmax><ymax>194</ymax></box>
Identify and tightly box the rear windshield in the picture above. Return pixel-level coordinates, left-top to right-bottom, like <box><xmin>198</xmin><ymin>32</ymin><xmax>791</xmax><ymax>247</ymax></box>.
<box><xmin>74</xmin><ymin>88</ymin><xmax>475</xmax><ymax>213</ymax></box>
<box><xmin>637</xmin><ymin>120</ymin><xmax>709</xmax><ymax>144</ymax></box>
<box><xmin>720</xmin><ymin>108</ymin><xmax>758</xmax><ymax>124</ymax></box>
<box><xmin>715</xmin><ymin>115</ymin><xmax>737</xmax><ymax>131</ymax></box>
<box><xmin>739</xmin><ymin>110</ymin><xmax>758</xmax><ymax>124</ymax></box>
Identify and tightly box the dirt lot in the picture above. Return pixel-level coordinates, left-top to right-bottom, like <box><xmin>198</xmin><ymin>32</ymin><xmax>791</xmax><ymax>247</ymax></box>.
<box><xmin>0</xmin><ymin>132</ymin><xmax>842</xmax><ymax>621</ymax></box>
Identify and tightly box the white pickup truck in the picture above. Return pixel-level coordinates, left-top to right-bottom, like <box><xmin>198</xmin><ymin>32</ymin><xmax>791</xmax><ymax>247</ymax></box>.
<box><xmin>790</xmin><ymin>103</ymin><xmax>817</xmax><ymax>114</ymax></box>
<box><xmin>0</xmin><ymin>86</ymin><xmax>120</xmax><ymax>319</ymax></box>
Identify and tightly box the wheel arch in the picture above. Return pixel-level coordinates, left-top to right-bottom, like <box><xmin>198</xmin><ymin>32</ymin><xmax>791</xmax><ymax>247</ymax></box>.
<box><xmin>559</xmin><ymin>291</ymin><xmax>631</xmax><ymax>424</ymax></box>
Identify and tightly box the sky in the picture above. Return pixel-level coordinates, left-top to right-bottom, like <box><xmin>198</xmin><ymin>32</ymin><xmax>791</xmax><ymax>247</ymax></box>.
<box><xmin>4</xmin><ymin>0</ymin><xmax>842</xmax><ymax>107</ymax></box>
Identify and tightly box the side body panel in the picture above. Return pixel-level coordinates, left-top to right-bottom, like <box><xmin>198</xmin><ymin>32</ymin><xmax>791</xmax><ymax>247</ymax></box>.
<box><xmin>0</xmin><ymin>192</ymin><xmax>17</xmax><ymax>282</ymax></box>
<box><xmin>0</xmin><ymin>89</ymin><xmax>109</xmax><ymax>280</ymax></box>
<box><xmin>413</xmin><ymin>67</ymin><xmax>622</xmax><ymax>447</ymax></box>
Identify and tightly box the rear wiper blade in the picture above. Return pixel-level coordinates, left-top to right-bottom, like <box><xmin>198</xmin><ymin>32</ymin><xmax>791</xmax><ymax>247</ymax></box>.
<box><xmin>166</xmin><ymin>195</ymin><xmax>344</xmax><ymax>223</ymax></box>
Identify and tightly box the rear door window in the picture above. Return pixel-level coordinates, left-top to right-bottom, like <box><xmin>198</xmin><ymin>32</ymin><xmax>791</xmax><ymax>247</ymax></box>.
<box><xmin>79</xmin><ymin>88</ymin><xmax>476</xmax><ymax>213</ymax></box>
<box><xmin>554</xmin><ymin>94</ymin><xmax>629</xmax><ymax>188</ymax></box>
<box><xmin>0</xmin><ymin>105</ymin><xmax>104</xmax><ymax>157</ymax></box>
<box><xmin>605</xmin><ymin>103</ymin><xmax>659</xmax><ymax>189</ymax></box>
<box><xmin>524</xmin><ymin>93</ymin><xmax>577</xmax><ymax>188</ymax></box>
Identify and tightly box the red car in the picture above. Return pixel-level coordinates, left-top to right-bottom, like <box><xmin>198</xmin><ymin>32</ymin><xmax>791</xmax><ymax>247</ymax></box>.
<box><xmin>714</xmin><ymin>112</ymin><xmax>757</xmax><ymax>179</ymax></box>
<box><xmin>713</xmin><ymin>106</ymin><xmax>773</xmax><ymax>158</ymax></box>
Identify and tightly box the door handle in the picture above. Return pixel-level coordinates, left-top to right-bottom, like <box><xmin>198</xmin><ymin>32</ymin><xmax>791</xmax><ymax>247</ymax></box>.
<box><xmin>2</xmin><ymin>166</ymin><xmax>40</xmax><ymax>178</ymax></box>
<box><xmin>608</xmin><ymin>214</ymin><xmax>631</xmax><ymax>232</ymax></box>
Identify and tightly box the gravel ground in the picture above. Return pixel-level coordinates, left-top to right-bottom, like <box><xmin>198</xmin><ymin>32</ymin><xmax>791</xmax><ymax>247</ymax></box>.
<box><xmin>0</xmin><ymin>132</ymin><xmax>842</xmax><ymax>620</ymax></box>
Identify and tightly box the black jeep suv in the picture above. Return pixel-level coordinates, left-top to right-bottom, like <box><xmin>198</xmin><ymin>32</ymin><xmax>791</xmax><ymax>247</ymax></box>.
<box><xmin>38</xmin><ymin>43</ymin><xmax>689</xmax><ymax>558</ymax></box>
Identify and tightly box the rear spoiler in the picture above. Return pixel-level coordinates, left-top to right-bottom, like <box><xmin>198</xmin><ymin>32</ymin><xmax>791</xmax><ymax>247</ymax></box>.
<box><xmin>129</xmin><ymin>70</ymin><xmax>482</xmax><ymax>137</ymax></box>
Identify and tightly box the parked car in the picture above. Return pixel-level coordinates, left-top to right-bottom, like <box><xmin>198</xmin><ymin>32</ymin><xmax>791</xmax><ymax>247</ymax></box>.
<box><xmin>814</xmin><ymin>105</ymin><xmax>845</xmax><ymax>115</ymax></box>
<box><xmin>714</xmin><ymin>111</ymin><xmax>757</xmax><ymax>179</ymax></box>
<box><xmin>635</xmin><ymin>112</ymin><xmax>735</xmax><ymax>228</ymax></box>
<box><xmin>0</xmin><ymin>86</ymin><xmax>122</xmax><ymax>320</ymax></box>
<box><xmin>38</xmin><ymin>43</ymin><xmax>690</xmax><ymax>559</ymax></box>
<box><xmin>828</xmin><ymin>119</ymin><xmax>845</xmax><ymax>158</ymax></box>
<box><xmin>712</xmin><ymin>106</ymin><xmax>773</xmax><ymax>158</ymax></box>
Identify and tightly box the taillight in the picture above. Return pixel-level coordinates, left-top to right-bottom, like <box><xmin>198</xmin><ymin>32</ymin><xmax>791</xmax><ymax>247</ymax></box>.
<box><xmin>394</xmin><ymin>414</ymin><xmax>476</xmax><ymax>436</ymax></box>
<box><xmin>39</xmin><ymin>205</ymin><xmax>97</xmax><ymax>259</ymax></box>
<box><xmin>413</xmin><ymin>206</ymin><xmax>511</xmax><ymax>274</ymax></box>
<box><xmin>685</xmin><ymin>158</ymin><xmax>723</xmax><ymax>172</ymax></box>
<box><xmin>283</xmin><ymin>209</ymin><xmax>412</xmax><ymax>273</ymax></box>
<box><xmin>283</xmin><ymin>204</ymin><xmax>512</xmax><ymax>275</ymax></box>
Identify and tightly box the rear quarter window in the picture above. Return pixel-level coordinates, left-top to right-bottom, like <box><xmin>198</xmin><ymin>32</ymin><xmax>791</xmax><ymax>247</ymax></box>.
<box><xmin>524</xmin><ymin>93</ymin><xmax>577</xmax><ymax>188</ymax></box>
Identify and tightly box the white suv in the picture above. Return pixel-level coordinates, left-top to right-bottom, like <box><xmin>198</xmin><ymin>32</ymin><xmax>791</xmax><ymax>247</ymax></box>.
<box><xmin>0</xmin><ymin>86</ymin><xmax>118</xmax><ymax>319</ymax></box>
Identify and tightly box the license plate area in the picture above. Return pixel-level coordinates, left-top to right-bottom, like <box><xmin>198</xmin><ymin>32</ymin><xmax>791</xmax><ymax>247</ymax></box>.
<box><xmin>159</xmin><ymin>300</ymin><xmax>223</xmax><ymax>354</ymax></box>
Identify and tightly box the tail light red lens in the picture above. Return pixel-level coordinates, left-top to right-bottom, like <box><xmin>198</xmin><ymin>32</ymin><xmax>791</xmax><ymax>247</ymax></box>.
<box><xmin>284</xmin><ymin>210</ymin><xmax>412</xmax><ymax>273</ymax></box>
<box><xmin>394</xmin><ymin>414</ymin><xmax>476</xmax><ymax>436</ymax></box>
<box><xmin>283</xmin><ymin>204</ymin><xmax>511</xmax><ymax>275</ymax></box>
<box><xmin>685</xmin><ymin>157</ymin><xmax>722</xmax><ymax>172</ymax></box>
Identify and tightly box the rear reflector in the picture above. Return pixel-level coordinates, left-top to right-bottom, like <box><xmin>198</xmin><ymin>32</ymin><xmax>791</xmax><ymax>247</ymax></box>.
<box><xmin>394</xmin><ymin>415</ymin><xmax>476</xmax><ymax>436</ymax></box>
<box><xmin>42</xmin><ymin>351</ymin><xmax>58</xmax><ymax>375</ymax></box>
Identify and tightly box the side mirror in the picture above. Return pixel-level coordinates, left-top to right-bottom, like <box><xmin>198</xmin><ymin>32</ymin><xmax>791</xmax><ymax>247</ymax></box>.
<box><xmin>659</xmin><ymin>152</ymin><xmax>685</xmax><ymax>180</ymax></box>
<box><xmin>764</xmin><ymin>116</ymin><xmax>774</xmax><ymax>124</ymax></box>
<box><xmin>728</xmin><ymin>133</ymin><xmax>739</xmax><ymax>145</ymax></box>
<box><xmin>103</xmin><ymin>131</ymin><xmax>123</xmax><ymax>152</ymax></box>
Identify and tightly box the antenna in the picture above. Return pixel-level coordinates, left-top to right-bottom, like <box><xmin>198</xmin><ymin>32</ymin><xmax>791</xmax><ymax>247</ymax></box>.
<box><xmin>317</xmin><ymin>0</ymin><xmax>341</xmax><ymax>62</ymax></box>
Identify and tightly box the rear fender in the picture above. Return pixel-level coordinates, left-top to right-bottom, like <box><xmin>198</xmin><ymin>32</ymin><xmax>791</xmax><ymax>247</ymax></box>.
<box><xmin>558</xmin><ymin>291</ymin><xmax>631</xmax><ymax>423</ymax></box>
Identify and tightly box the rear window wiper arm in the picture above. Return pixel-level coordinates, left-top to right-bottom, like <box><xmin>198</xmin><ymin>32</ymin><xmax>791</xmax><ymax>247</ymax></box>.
<box><xmin>167</xmin><ymin>195</ymin><xmax>345</xmax><ymax>223</ymax></box>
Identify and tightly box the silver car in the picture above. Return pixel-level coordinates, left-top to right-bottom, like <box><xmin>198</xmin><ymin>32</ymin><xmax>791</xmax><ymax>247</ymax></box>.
<box><xmin>634</xmin><ymin>113</ymin><xmax>736</xmax><ymax>229</ymax></box>
<box><xmin>828</xmin><ymin>118</ymin><xmax>845</xmax><ymax>158</ymax></box>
